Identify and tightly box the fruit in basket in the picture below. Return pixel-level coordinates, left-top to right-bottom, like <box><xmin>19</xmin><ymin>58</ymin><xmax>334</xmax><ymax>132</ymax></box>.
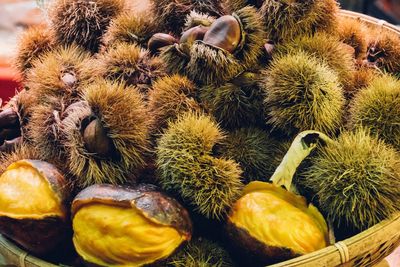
<box><xmin>14</xmin><ymin>24</ymin><xmax>54</xmax><ymax>77</ymax></box>
<box><xmin>147</xmin><ymin>74</ymin><xmax>201</xmax><ymax>136</ymax></box>
<box><xmin>71</xmin><ymin>184</ymin><xmax>192</xmax><ymax>266</ymax></box>
<box><xmin>259</xmin><ymin>0</ymin><xmax>338</xmax><ymax>43</ymax></box>
<box><xmin>0</xmin><ymin>160</ymin><xmax>70</xmax><ymax>255</ymax></box>
<box><xmin>262</xmin><ymin>51</ymin><xmax>345</xmax><ymax>136</ymax></box>
<box><xmin>150</xmin><ymin>0</ymin><xmax>225</xmax><ymax>35</ymax></box>
<box><xmin>335</xmin><ymin>16</ymin><xmax>368</xmax><ymax>59</ymax></box>
<box><xmin>275</xmin><ymin>32</ymin><xmax>355</xmax><ymax>86</ymax></box>
<box><xmin>218</xmin><ymin>128</ymin><xmax>288</xmax><ymax>184</ymax></box>
<box><xmin>102</xmin><ymin>11</ymin><xmax>157</xmax><ymax>49</ymax></box>
<box><xmin>156</xmin><ymin>112</ymin><xmax>243</xmax><ymax>219</ymax></box>
<box><xmin>49</xmin><ymin>0</ymin><xmax>124</xmax><ymax>52</ymax></box>
<box><xmin>95</xmin><ymin>42</ymin><xmax>166</xmax><ymax>94</ymax></box>
<box><xmin>62</xmin><ymin>79</ymin><xmax>150</xmax><ymax>187</ymax></box>
<box><xmin>227</xmin><ymin>181</ymin><xmax>329</xmax><ymax>265</ymax></box>
<box><xmin>168</xmin><ymin>237</ymin><xmax>234</xmax><ymax>267</ymax></box>
<box><xmin>367</xmin><ymin>28</ymin><xmax>400</xmax><ymax>74</ymax></box>
<box><xmin>26</xmin><ymin>45</ymin><xmax>93</xmax><ymax>103</ymax></box>
<box><xmin>200</xmin><ymin>71</ymin><xmax>265</xmax><ymax>129</ymax></box>
<box><xmin>300</xmin><ymin>128</ymin><xmax>400</xmax><ymax>234</ymax></box>
<box><xmin>348</xmin><ymin>74</ymin><xmax>400</xmax><ymax>151</ymax></box>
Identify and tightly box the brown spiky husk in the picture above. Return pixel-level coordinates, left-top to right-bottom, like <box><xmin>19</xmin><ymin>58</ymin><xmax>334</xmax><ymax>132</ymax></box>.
<box><xmin>151</xmin><ymin>0</ymin><xmax>226</xmax><ymax>35</ymax></box>
<box><xmin>49</xmin><ymin>0</ymin><xmax>124</xmax><ymax>52</ymax></box>
<box><xmin>300</xmin><ymin>128</ymin><xmax>400</xmax><ymax>232</ymax></box>
<box><xmin>25</xmin><ymin>45</ymin><xmax>93</xmax><ymax>104</ymax></box>
<box><xmin>275</xmin><ymin>32</ymin><xmax>355</xmax><ymax>86</ymax></box>
<box><xmin>95</xmin><ymin>42</ymin><xmax>166</xmax><ymax>95</ymax></box>
<box><xmin>156</xmin><ymin>112</ymin><xmax>243</xmax><ymax>220</ymax></box>
<box><xmin>233</xmin><ymin>6</ymin><xmax>266</xmax><ymax>70</ymax></box>
<box><xmin>102</xmin><ymin>11</ymin><xmax>157</xmax><ymax>48</ymax></box>
<box><xmin>148</xmin><ymin>74</ymin><xmax>201</xmax><ymax>136</ymax></box>
<box><xmin>219</xmin><ymin>128</ymin><xmax>288</xmax><ymax>183</ymax></box>
<box><xmin>200</xmin><ymin>72</ymin><xmax>266</xmax><ymax>129</ymax></box>
<box><xmin>259</xmin><ymin>0</ymin><xmax>339</xmax><ymax>43</ymax></box>
<box><xmin>344</xmin><ymin>65</ymin><xmax>379</xmax><ymax>101</ymax></box>
<box><xmin>62</xmin><ymin>79</ymin><xmax>150</xmax><ymax>187</ymax></box>
<box><xmin>335</xmin><ymin>16</ymin><xmax>368</xmax><ymax>59</ymax></box>
<box><xmin>367</xmin><ymin>28</ymin><xmax>400</xmax><ymax>75</ymax></box>
<box><xmin>0</xmin><ymin>144</ymin><xmax>44</xmax><ymax>174</ymax></box>
<box><xmin>226</xmin><ymin>0</ymin><xmax>264</xmax><ymax>12</ymax></box>
<box><xmin>348</xmin><ymin>74</ymin><xmax>400</xmax><ymax>151</ymax></box>
<box><xmin>14</xmin><ymin>24</ymin><xmax>54</xmax><ymax>78</ymax></box>
<box><xmin>187</xmin><ymin>41</ymin><xmax>243</xmax><ymax>85</ymax></box>
<box><xmin>160</xmin><ymin>43</ymin><xmax>191</xmax><ymax>77</ymax></box>
<box><xmin>183</xmin><ymin>10</ymin><xmax>215</xmax><ymax>30</ymax></box>
<box><xmin>262</xmin><ymin>51</ymin><xmax>345</xmax><ymax>136</ymax></box>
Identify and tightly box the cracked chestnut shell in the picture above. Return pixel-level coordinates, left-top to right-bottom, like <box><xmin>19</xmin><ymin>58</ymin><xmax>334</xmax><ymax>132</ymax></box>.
<box><xmin>203</xmin><ymin>15</ymin><xmax>242</xmax><ymax>53</ymax></box>
<box><xmin>0</xmin><ymin>160</ymin><xmax>70</xmax><ymax>255</ymax></box>
<box><xmin>72</xmin><ymin>184</ymin><xmax>192</xmax><ymax>267</ymax></box>
<box><xmin>226</xmin><ymin>181</ymin><xmax>329</xmax><ymax>265</ymax></box>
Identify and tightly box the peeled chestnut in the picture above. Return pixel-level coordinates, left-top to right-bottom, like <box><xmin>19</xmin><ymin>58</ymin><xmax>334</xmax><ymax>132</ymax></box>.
<box><xmin>180</xmin><ymin>25</ymin><xmax>209</xmax><ymax>46</ymax></box>
<box><xmin>203</xmin><ymin>15</ymin><xmax>242</xmax><ymax>53</ymax></box>
<box><xmin>148</xmin><ymin>33</ymin><xmax>178</xmax><ymax>54</ymax></box>
<box><xmin>72</xmin><ymin>184</ymin><xmax>192</xmax><ymax>266</ymax></box>
<box><xmin>0</xmin><ymin>160</ymin><xmax>70</xmax><ymax>255</ymax></box>
<box><xmin>227</xmin><ymin>181</ymin><xmax>329</xmax><ymax>265</ymax></box>
<box><xmin>82</xmin><ymin>118</ymin><xmax>114</xmax><ymax>158</ymax></box>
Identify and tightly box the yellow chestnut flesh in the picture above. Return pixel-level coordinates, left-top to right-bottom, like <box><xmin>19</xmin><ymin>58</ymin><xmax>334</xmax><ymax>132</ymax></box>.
<box><xmin>228</xmin><ymin>182</ymin><xmax>328</xmax><ymax>256</ymax></box>
<box><xmin>73</xmin><ymin>203</ymin><xmax>186</xmax><ymax>267</ymax></box>
<box><xmin>0</xmin><ymin>161</ymin><xmax>63</xmax><ymax>219</ymax></box>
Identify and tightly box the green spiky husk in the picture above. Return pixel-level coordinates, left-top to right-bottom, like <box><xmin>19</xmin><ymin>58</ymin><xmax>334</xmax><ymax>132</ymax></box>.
<box><xmin>49</xmin><ymin>0</ymin><xmax>124</xmax><ymax>52</ymax></box>
<box><xmin>259</xmin><ymin>0</ymin><xmax>339</xmax><ymax>43</ymax></box>
<box><xmin>168</xmin><ymin>237</ymin><xmax>235</xmax><ymax>267</ymax></box>
<box><xmin>348</xmin><ymin>74</ymin><xmax>400</xmax><ymax>151</ymax></box>
<box><xmin>262</xmin><ymin>51</ymin><xmax>345</xmax><ymax>136</ymax></box>
<box><xmin>218</xmin><ymin>128</ymin><xmax>288</xmax><ymax>184</ymax></box>
<box><xmin>25</xmin><ymin>45</ymin><xmax>93</xmax><ymax>103</ymax></box>
<box><xmin>184</xmin><ymin>10</ymin><xmax>216</xmax><ymax>30</ymax></box>
<box><xmin>156</xmin><ymin>113</ymin><xmax>243</xmax><ymax>220</ymax></box>
<box><xmin>232</xmin><ymin>7</ymin><xmax>266</xmax><ymax>70</ymax></box>
<box><xmin>367</xmin><ymin>28</ymin><xmax>400</xmax><ymax>75</ymax></box>
<box><xmin>275</xmin><ymin>32</ymin><xmax>355</xmax><ymax>86</ymax></box>
<box><xmin>148</xmin><ymin>74</ymin><xmax>202</xmax><ymax>136</ymax></box>
<box><xmin>95</xmin><ymin>43</ymin><xmax>166</xmax><ymax>94</ymax></box>
<box><xmin>187</xmin><ymin>41</ymin><xmax>243</xmax><ymax>85</ymax></box>
<box><xmin>14</xmin><ymin>24</ymin><xmax>54</xmax><ymax>78</ymax></box>
<box><xmin>300</xmin><ymin>128</ymin><xmax>400</xmax><ymax>232</ymax></box>
<box><xmin>151</xmin><ymin>0</ymin><xmax>226</xmax><ymax>35</ymax></box>
<box><xmin>102</xmin><ymin>11</ymin><xmax>157</xmax><ymax>48</ymax></box>
<box><xmin>62</xmin><ymin>79</ymin><xmax>150</xmax><ymax>187</ymax></box>
<box><xmin>335</xmin><ymin>16</ymin><xmax>368</xmax><ymax>59</ymax></box>
<box><xmin>200</xmin><ymin>72</ymin><xmax>265</xmax><ymax>129</ymax></box>
<box><xmin>161</xmin><ymin>44</ymin><xmax>191</xmax><ymax>77</ymax></box>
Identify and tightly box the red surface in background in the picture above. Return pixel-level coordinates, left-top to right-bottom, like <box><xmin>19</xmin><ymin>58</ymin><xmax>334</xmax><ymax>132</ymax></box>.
<box><xmin>0</xmin><ymin>64</ymin><xmax>20</xmax><ymax>104</ymax></box>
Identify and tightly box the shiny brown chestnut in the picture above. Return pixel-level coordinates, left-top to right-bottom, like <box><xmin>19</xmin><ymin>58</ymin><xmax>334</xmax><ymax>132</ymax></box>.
<box><xmin>148</xmin><ymin>33</ymin><xmax>178</xmax><ymax>54</ymax></box>
<box><xmin>180</xmin><ymin>25</ymin><xmax>209</xmax><ymax>46</ymax></box>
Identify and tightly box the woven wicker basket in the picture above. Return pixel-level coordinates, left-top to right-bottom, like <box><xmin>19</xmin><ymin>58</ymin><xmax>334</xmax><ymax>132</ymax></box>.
<box><xmin>0</xmin><ymin>9</ymin><xmax>400</xmax><ymax>267</ymax></box>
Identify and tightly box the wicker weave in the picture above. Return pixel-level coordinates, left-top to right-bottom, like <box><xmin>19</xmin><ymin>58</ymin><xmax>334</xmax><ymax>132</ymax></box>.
<box><xmin>0</xmin><ymin>9</ymin><xmax>399</xmax><ymax>267</ymax></box>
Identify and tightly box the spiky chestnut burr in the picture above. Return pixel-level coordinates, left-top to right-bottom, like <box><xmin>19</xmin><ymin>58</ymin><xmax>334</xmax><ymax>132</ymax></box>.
<box><xmin>49</xmin><ymin>0</ymin><xmax>124</xmax><ymax>52</ymax></box>
<box><xmin>226</xmin><ymin>0</ymin><xmax>264</xmax><ymax>12</ymax></box>
<box><xmin>259</xmin><ymin>0</ymin><xmax>338</xmax><ymax>43</ymax></box>
<box><xmin>275</xmin><ymin>32</ymin><xmax>355</xmax><ymax>87</ymax></box>
<box><xmin>183</xmin><ymin>10</ymin><xmax>216</xmax><ymax>30</ymax></box>
<box><xmin>95</xmin><ymin>42</ymin><xmax>166</xmax><ymax>95</ymax></box>
<box><xmin>344</xmin><ymin>65</ymin><xmax>379</xmax><ymax>101</ymax></box>
<box><xmin>14</xmin><ymin>24</ymin><xmax>54</xmax><ymax>78</ymax></box>
<box><xmin>168</xmin><ymin>237</ymin><xmax>235</xmax><ymax>267</ymax></box>
<box><xmin>200</xmin><ymin>72</ymin><xmax>266</xmax><ymax>129</ymax></box>
<box><xmin>62</xmin><ymin>79</ymin><xmax>150</xmax><ymax>187</ymax></box>
<box><xmin>156</xmin><ymin>112</ymin><xmax>243</xmax><ymax>220</ymax></box>
<box><xmin>26</xmin><ymin>45</ymin><xmax>93</xmax><ymax>104</ymax></box>
<box><xmin>335</xmin><ymin>16</ymin><xmax>368</xmax><ymax>59</ymax></box>
<box><xmin>262</xmin><ymin>51</ymin><xmax>345</xmax><ymax>136</ymax></box>
<box><xmin>150</xmin><ymin>0</ymin><xmax>226</xmax><ymax>35</ymax></box>
<box><xmin>348</xmin><ymin>74</ymin><xmax>400</xmax><ymax>151</ymax></box>
<box><xmin>102</xmin><ymin>11</ymin><xmax>157</xmax><ymax>49</ymax></box>
<box><xmin>300</xmin><ymin>128</ymin><xmax>400</xmax><ymax>234</ymax></box>
<box><xmin>147</xmin><ymin>74</ymin><xmax>202</xmax><ymax>136</ymax></box>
